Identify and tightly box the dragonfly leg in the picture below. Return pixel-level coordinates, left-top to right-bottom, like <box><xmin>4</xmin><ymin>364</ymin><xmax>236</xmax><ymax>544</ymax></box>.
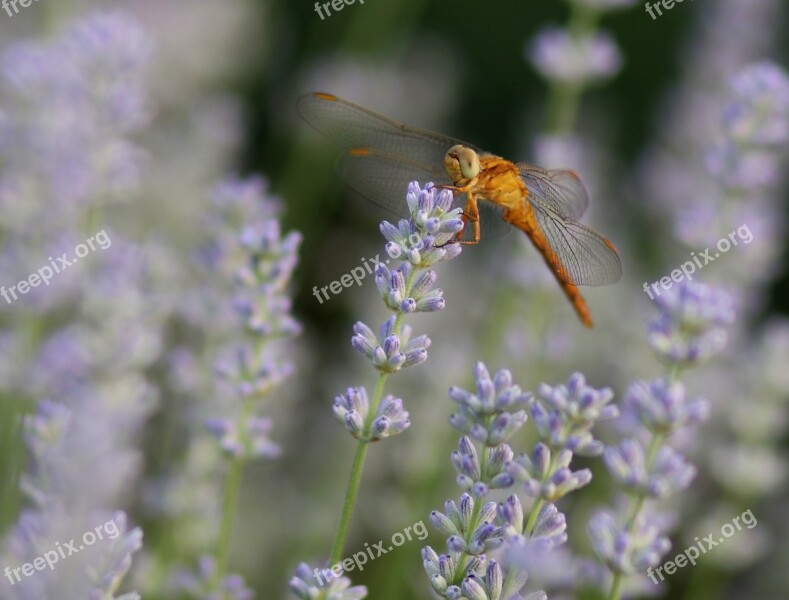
<box><xmin>455</xmin><ymin>194</ymin><xmax>481</xmax><ymax>245</ymax></box>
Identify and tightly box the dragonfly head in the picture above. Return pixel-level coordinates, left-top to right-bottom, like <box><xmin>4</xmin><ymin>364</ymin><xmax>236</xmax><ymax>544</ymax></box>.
<box><xmin>444</xmin><ymin>144</ymin><xmax>480</xmax><ymax>185</ymax></box>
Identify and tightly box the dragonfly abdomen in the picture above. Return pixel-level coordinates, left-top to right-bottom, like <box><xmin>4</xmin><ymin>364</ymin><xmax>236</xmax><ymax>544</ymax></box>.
<box><xmin>503</xmin><ymin>205</ymin><xmax>594</xmax><ymax>328</ymax></box>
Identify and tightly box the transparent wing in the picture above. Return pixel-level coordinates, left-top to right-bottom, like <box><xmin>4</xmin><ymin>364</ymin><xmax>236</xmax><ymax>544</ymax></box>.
<box><xmin>298</xmin><ymin>92</ymin><xmax>510</xmax><ymax>238</ymax></box>
<box><xmin>336</xmin><ymin>147</ymin><xmax>450</xmax><ymax>214</ymax></box>
<box><xmin>518</xmin><ymin>163</ymin><xmax>589</xmax><ymax>221</ymax></box>
<box><xmin>297</xmin><ymin>92</ymin><xmax>479</xmax><ymax>168</ymax></box>
<box><xmin>527</xmin><ymin>189</ymin><xmax>622</xmax><ymax>286</ymax></box>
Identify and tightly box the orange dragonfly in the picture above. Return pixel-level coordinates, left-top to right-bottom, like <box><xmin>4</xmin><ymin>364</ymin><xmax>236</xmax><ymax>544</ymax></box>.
<box><xmin>297</xmin><ymin>92</ymin><xmax>622</xmax><ymax>327</ymax></box>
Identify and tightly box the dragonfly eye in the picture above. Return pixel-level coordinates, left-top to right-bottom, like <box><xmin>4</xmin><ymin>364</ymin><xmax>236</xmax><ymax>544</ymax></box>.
<box><xmin>445</xmin><ymin>144</ymin><xmax>480</xmax><ymax>182</ymax></box>
<box><xmin>457</xmin><ymin>146</ymin><xmax>480</xmax><ymax>179</ymax></box>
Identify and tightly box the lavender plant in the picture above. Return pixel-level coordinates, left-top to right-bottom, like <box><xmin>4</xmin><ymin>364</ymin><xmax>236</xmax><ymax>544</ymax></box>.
<box><xmin>528</xmin><ymin>0</ymin><xmax>633</xmax><ymax>159</ymax></box>
<box><xmin>423</xmin><ymin>363</ymin><xmax>618</xmax><ymax>599</ymax></box>
<box><xmin>0</xmin><ymin>11</ymin><xmax>158</xmax><ymax>600</ymax></box>
<box><xmin>165</xmin><ymin>177</ymin><xmax>301</xmax><ymax>599</ymax></box>
<box><xmin>290</xmin><ymin>182</ymin><xmax>464</xmax><ymax>598</ymax></box>
<box><xmin>588</xmin><ymin>282</ymin><xmax>735</xmax><ymax>600</ymax></box>
<box><xmin>634</xmin><ymin>45</ymin><xmax>789</xmax><ymax>593</ymax></box>
<box><xmin>1</xmin><ymin>401</ymin><xmax>144</xmax><ymax>600</ymax></box>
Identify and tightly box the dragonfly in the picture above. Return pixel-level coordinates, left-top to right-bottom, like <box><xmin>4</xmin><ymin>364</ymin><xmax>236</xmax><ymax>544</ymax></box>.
<box><xmin>297</xmin><ymin>92</ymin><xmax>622</xmax><ymax>327</ymax></box>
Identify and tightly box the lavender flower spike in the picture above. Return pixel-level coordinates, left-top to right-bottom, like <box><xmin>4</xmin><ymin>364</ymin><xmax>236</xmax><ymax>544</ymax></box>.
<box><xmin>289</xmin><ymin>562</ymin><xmax>367</xmax><ymax>600</ymax></box>
<box><xmin>648</xmin><ymin>281</ymin><xmax>735</xmax><ymax>367</ymax></box>
<box><xmin>530</xmin><ymin>372</ymin><xmax>618</xmax><ymax>456</ymax></box>
<box><xmin>333</xmin><ymin>387</ymin><xmax>410</xmax><ymax>442</ymax></box>
<box><xmin>294</xmin><ymin>182</ymin><xmax>462</xmax><ymax>598</ymax></box>
<box><xmin>448</xmin><ymin>362</ymin><xmax>532</xmax><ymax>445</ymax></box>
<box><xmin>603</xmin><ymin>439</ymin><xmax>697</xmax><ymax>498</ymax></box>
<box><xmin>625</xmin><ymin>378</ymin><xmax>709</xmax><ymax>435</ymax></box>
<box><xmin>588</xmin><ymin>512</ymin><xmax>670</xmax><ymax>576</ymax></box>
<box><xmin>334</xmin><ymin>182</ymin><xmax>463</xmax><ymax>442</ymax></box>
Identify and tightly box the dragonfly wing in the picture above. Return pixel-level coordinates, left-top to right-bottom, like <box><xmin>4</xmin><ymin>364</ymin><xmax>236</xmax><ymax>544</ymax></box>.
<box><xmin>528</xmin><ymin>194</ymin><xmax>622</xmax><ymax>286</ymax></box>
<box><xmin>337</xmin><ymin>147</ymin><xmax>452</xmax><ymax>215</ymax></box>
<box><xmin>518</xmin><ymin>163</ymin><xmax>589</xmax><ymax>220</ymax></box>
<box><xmin>297</xmin><ymin>92</ymin><xmax>479</xmax><ymax>167</ymax></box>
<box><xmin>300</xmin><ymin>92</ymin><xmax>511</xmax><ymax>239</ymax></box>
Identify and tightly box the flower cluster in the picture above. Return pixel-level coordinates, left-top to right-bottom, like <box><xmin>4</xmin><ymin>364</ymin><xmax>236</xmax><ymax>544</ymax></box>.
<box><xmin>423</xmin><ymin>363</ymin><xmax>534</xmax><ymax>599</ymax></box>
<box><xmin>531</xmin><ymin>373</ymin><xmax>618</xmax><ymax>455</ymax></box>
<box><xmin>171</xmin><ymin>556</ymin><xmax>254</xmax><ymax>600</ymax></box>
<box><xmin>603</xmin><ymin>439</ymin><xmax>696</xmax><ymax>499</ymax></box>
<box><xmin>289</xmin><ymin>563</ymin><xmax>367</xmax><ymax>600</ymax></box>
<box><xmin>507</xmin><ymin>373</ymin><xmax>617</xmax><ymax>509</ymax></box>
<box><xmin>424</xmin><ymin>363</ymin><xmax>616</xmax><ymax>600</ymax></box>
<box><xmin>529</xmin><ymin>28</ymin><xmax>622</xmax><ymax>87</ymax></box>
<box><xmin>351</xmin><ymin>319</ymin><xmax>430</xmax><ymax>374</ymax></box>
<box><xmin>648</xmin><ymin>281</ymin><xmax>735</xmax><ymax>367</ymax></box>
<box><xmin>587</xmin><ymin>512</ymin><xmax>670</xmax><ymax>576</ymax></box>
<box><xmin>625</xmin><ymin>378</ymin><xmax>710</xmax><ymax>435</ymax></box>
<box><xmin>706</xmin><ymin>62</ymin><xmax>789</xmax><ymax>193</ymax></box>
<box><xmin>333</xmin><ymin>386</ymin><xmax>410</xmax><ymax>442</ymax></box>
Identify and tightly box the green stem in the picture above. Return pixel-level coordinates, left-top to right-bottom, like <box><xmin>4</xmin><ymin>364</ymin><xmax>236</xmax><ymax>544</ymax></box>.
<box><xmin>501</xmin><ymin>453</ymin><xmax>561</xmax><ymax>591</ymax></box>
<box><xmin>607</xmin><ymin>360</ymin><xmax>683</xmax><ymax>599</ymax></box>
<box><xmin>323</xmin><ymin>267</ymin><xmax>418</xmax><ymax>584</ymax></box>
<box><xmin>523</xmin><ymin>451</ymin><xmax>560</xmax><ymax>536</ymax></box>
<box><xmin>523</xmin><ymin>498</ymin><xmax>545</xmax><ymax>536</ymax></box>
<box><xmin>608</xmin><ymin>574</ymin><xmax>624</xmax><ymax>600</ymax></box>
<box><xmin>607</xmin><ymin>432</ymin><xmax>665</xmax><ymax>600</ymax></box>
<box><xmin>215</xmin><ymin>455</ymin><xmax>245</xmax><ymax>583</ymax></box>
<box><xmin>328</xmin><ymin>440</ymin><xmax>370</xmax><ymax>565</ymax></box>
<box><xmin>86</xmin><ymin>204</ymin><xmax>103</xmax><ymax>237</ymax></box>
<box><xmin>214</xmin><ymin>360</ymin><xmax>262</xmax><ymax>587</ymax></box>
<box><xmin>327</xmin><ymin>372</ymin><xmax>387</xmax><ymax>566</ymax></box>
<box><xmin>450</xmin><ymin>446</ymin><xmax>489</xmax><ymax>585</ymax></box>
<box><xmin>667</xmin><ymin>364</ymin><xmax>682</xmax><ymax>383</ymax></box>
<box><xmin>544</xmin><ymin>4</ymin><xmax>600</xmax><ymax>135</ymax></box>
